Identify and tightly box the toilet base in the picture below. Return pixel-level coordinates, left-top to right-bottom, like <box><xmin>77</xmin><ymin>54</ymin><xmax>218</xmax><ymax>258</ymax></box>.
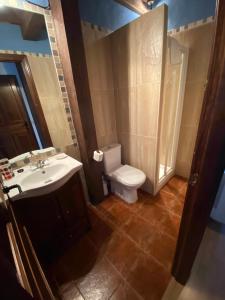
<box><xmin>111</xmin><ymin>181</ymin><xmax>138</xmax><ymax>203</ymax></box>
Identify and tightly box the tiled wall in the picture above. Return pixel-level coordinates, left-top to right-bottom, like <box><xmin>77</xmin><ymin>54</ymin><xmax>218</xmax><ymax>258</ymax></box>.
<box><xmin>1</xmin><ymin>0</ymin><xmax>79</xmax><ymax>159</ymax></box>
<box><xmin>27</xmin><ymin>55</ymin><xmax>73</xmax><ymax>149</ymax></box>
<box><xmin>82</xmin><ymin>22</ymin><xmax>118</xmax><ymax>148</ymax></box>
<box><xmin>111</xmin><ymin>6</ymin><xmax>168</xmax><ymax>194</ymax></box>
<box><xmin>171</xmin><ymin>20</ymin><xmax>215</xmax><ymax>178</ymax></box>
<box><xmin>82</xmin><ymin>10</ymin><xmax>215</xmax><ymax>190</ymax></box>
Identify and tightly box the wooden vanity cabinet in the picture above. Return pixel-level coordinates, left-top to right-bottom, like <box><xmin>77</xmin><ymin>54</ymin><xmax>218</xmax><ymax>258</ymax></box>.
<box><xmin>11</xmin><ymin>173</ymin><xmax>90</xmax><ymax>263</ymax></box>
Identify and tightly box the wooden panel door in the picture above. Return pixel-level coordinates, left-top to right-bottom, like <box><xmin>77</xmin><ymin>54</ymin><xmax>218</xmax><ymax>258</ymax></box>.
<box><xmin>0</xmin><ymin>75</ymin><xmax>37</xmax><ymax>159</ymax></box>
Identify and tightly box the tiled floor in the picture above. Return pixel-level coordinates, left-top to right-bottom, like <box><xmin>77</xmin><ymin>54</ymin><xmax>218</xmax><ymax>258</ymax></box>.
<box><xmin>49</xmin><ymin>176</ymin><xmax>187</xmax><ymax>300</ymax></box>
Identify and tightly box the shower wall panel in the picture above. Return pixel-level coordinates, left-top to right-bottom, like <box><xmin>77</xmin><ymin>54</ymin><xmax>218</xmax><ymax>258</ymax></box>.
<box><xmin>111</xmin><ymin>5</ymin><xmax>168</xmax><ymax>193</ymax></box>
<box><xmin>82</xmin><ymin>22</ymin><xmax>118</xmax><ymax>148</ymax></box>
<box><xmin>173</xmin><ymin>22</ymin><xmax>215</xmax><ymax>178</ymax></box>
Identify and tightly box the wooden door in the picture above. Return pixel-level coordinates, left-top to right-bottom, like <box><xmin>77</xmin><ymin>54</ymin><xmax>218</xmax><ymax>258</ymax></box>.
<box><xmin>0</xmin><ymin>75</ymin><xmax>37</xmax><ymax>159</ymax></box>
<box><xmin>172</xmin><ymin>0</ymin><xmax>225</xmax><ymax>284</ymax></box>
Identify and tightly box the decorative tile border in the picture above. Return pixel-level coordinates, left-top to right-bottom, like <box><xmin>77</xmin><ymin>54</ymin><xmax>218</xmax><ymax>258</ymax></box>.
<box><xmin>168</xmin><ymin>16</ymin><xmax>215</xmax><ymax>36</ymax></box>
<box><xmin>0</xmin><ymin>49</ymin><xmax>51</xmax><ymax>58</ymax></box>
<box><xmin>81</xmin><ymin>20</ymin><xmax>112</xmax><ymax>35</ymax></box>
<box><xmin>2</xmin><ymin>0</ymin><xmax>78</xmax><ymax>149</ymax></box>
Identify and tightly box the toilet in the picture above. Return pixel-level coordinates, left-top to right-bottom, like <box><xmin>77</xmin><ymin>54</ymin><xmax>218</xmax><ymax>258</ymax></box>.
<box><xmin>102</xmin><ymin>144</ymin><xmax>146</xmax><ymax>203</ymax></box>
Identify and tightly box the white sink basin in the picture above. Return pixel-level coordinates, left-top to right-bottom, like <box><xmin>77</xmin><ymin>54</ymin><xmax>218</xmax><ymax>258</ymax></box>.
<box><xmin>21</xmin><ymin>164</ymin><xmax>67</xmax><ymax>189</ymax></box>
<box><xmin>5</xmin><ymin>154</ymin><xmax>83</xmax><ymax>201</ymax></box>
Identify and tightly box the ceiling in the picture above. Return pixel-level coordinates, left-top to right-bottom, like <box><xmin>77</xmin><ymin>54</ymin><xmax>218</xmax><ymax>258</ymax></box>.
<box><xmin>0</xmin><ymin>7</ymin><xmax>46</xmax><ymax>41</ymax></box>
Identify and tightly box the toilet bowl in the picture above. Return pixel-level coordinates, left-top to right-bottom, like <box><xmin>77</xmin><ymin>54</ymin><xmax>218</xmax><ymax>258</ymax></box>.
<box><xmin>102</xmin><ymin>144</ymin><xmax>146</xmax><ymax>203</ymax></box>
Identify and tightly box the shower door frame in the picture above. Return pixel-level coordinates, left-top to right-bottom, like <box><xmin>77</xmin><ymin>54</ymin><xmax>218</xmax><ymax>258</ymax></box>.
<box><xmin>172</xmin><ymin>0</ymin><xmax>225</xmax><ymax>284</ymax></box>
<box><xmin>155</xmin><ymin>43</ymin><xmax>189</xmax><ymax>194</ymax></box>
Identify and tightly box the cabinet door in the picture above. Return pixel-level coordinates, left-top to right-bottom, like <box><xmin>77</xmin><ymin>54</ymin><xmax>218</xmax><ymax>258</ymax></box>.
<box><xmin>57</xmin><ymin>174</ymin><xmax>87</xmax><ymax>228</ymax></box>
<box><xmin>12</xmin><ymin>195</ymin><xmax>64</xmax><ymax>254</ymax></box>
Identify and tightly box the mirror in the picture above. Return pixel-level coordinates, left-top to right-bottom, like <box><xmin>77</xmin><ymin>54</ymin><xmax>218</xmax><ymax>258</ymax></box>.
<box><xmin>0</xmin><ymin>6</ymin><xmax>74</xmax><ymax>162</ymax></box>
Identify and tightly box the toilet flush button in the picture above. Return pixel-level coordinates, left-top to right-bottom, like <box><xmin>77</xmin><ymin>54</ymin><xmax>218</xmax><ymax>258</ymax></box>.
<box><xmin>93</xmin><ymin>150</ymin><xmax>104</xmax><ymax>162</ymax></box>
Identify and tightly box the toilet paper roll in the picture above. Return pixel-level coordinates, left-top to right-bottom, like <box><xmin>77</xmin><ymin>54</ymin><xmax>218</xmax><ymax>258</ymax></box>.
<box><xmin>93</xmin><ymin>150</ymin><xmax>104</xmax><ymax>162</ymax></box>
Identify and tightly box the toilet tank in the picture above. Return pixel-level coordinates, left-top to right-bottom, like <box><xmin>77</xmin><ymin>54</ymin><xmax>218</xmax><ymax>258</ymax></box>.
<box><xmin>101</xmin><ymin>144</ymin><xmax>121</xmax><ymax>174</ymax></box>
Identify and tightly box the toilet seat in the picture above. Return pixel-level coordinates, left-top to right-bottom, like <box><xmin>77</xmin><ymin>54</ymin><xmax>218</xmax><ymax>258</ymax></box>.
<box><xmin>110</xmin><ymin>164</ymin><xmax>146</xmax><ymax>188</ymax></box>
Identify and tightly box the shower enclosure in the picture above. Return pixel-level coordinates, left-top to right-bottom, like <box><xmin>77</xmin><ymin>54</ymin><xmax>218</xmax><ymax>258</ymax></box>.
<box><xmin>156</xmin><ymin>37</ymin><xmax>189</xmax><ymax>193</ymax></box>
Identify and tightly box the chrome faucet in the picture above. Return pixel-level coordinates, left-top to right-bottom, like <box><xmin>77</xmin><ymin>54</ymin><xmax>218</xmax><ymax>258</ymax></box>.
<box><xmin>36</xmin><ymin>159</ymin><xmax>46</xmax><ymax>169</ymax></box>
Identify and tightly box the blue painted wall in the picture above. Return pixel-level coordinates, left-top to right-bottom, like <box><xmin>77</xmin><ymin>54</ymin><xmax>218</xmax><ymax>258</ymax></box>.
<box><xmin>0</xmin><ymin>23</ymin><xmax>51</xmax><ymax>54</ymax></box>
<box><xmin>0</xmin><ymin>62</ymin><xmax>42</xmax><ymax>148</ymax></box>
<box><xmin>21</xmin><ymin>0</ymin><xmax>49</xmax><ymax>8</ymax></box>
<box><xmin>77</xmin><ymin>0</ymin><xmax>216</xmax><ymax>31</ymax></box>
<box><xmin>154</xmin><ymin>0</ymin><xmax>216</xmax><ymax>30</ymax></box>
<box><xmin>78</xmin><ymin>0</ymin><xmax>139</xmax><ymax>31</ymax></box>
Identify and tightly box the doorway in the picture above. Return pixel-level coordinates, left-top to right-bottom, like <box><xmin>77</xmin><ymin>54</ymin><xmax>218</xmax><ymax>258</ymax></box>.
<box><xmin>0</xmin><ymin>54</ymin><xmax>52</xmax><ymax>159</ymax></box>
<box><xmin>0</xmin><ymin>74</ymin><xmax>39</xmax><ymax>158</ymax></box>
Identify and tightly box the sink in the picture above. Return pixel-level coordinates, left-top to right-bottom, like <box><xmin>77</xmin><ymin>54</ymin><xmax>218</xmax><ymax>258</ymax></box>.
<box><xmin>5</xmin><ymin>154</ymin><xmax>83</xmax><ymax>201</ymax></box>
<box><xmin>21</xmin><ymin>164</ymin><xmax>67</xmax><ymax>189</ymax></box>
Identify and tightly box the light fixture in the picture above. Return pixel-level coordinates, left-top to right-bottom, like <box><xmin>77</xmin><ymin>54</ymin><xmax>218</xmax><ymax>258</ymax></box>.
<box><xmin>142</xmin><ymin>0</ymin><xmax>156</xmax><ymax>9</ymax></box>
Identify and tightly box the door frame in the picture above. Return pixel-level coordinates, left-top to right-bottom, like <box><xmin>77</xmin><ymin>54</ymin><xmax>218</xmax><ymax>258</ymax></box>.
<box><xmin>49</xmin><ymin>0</ymin><xmax>225</xmax><ymax>284</ymax></box>
<box><xmin>0</xmin><ymin>53</ymin><xmax>52</xmax><ymax>148</ymax></box>
<box><xmin>172</xmin><ymin>0</ymin><xmax>225</xmax><ymax>284</ymax></box>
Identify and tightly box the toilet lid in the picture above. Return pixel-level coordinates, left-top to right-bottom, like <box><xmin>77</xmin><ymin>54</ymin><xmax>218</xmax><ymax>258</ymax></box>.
<box><xmin>111</xmin><ymin>165</ymin><xmax>146</xmax><ymax>187</ymax></box>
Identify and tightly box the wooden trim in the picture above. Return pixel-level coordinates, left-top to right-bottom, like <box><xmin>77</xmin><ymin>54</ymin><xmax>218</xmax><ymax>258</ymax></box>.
<box><xmin>172</xmin><ymin>0</ymin><xmax>225</xmax><ymax>284</ymax></box>
<box><xmin>22</xmin><ymin>227</ymin><xmax>55</xmax><ymax>300</ymax></box>
<box><xmin>8</xmin><ymin>202</ymin><xmax>54</xmax><ymax>300</ymax></box>
<box><xmin>50</xmin><ymin>0</ymin><xmax>104</xmax><ymax>203</ymax></box>
<box><xmin>6</xmin><ymin>222</ymin><xmax>32</xmax><ymax>296</ymax></box>
<box><xmin>8</xmin><ymin>203</ymin><xmax>43</xmax><ymax>299</ymax></box>
<box><xmin>0</xmin><ymin>53</ymin><xmax>52</xmax><ymax>148</ymax></box>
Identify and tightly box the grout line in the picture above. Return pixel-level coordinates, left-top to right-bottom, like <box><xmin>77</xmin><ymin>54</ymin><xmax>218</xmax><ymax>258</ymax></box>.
<box><xmin>89</xmin><ymin>204</ymin><xmax>174</xmax><ymax>272</ymax></box>
<box><xmin>100</xmin><ymin>195</ymin><xmax>180</xmax><ymax>241</ymax></box>
<box><xmin>86</xmin><ymin>233</ymin><xmax>144</xmax><ymax>300</ymax></box>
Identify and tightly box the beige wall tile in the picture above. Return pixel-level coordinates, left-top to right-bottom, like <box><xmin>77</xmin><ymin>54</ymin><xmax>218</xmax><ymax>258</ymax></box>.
<box><xmin>136</xmin><ymin>83</ymin><xmax>161</xmax><ymax>138</ymax></box>
<box><xmin>136</xmin><ymin>136</ymin><xmax>157</xmax><ymax>194</ymax></box>
<box><xmin>83</xmin><ymin>24</ymin><xmax>118</xmax><ymax>149</ymax></box>
<box><xmin>181</xmin><ymin>82</ymin><xmax>205</xmax><ymax>127</ymax></box>
<box><xmin>174</xmin><ymin>23</ymin><xmax>214</xmax><ymax>178</ymax></box>
<box><xmin>111</xmin><ymin>25</ymin><xmax>137</xmax><ymax>89</ymax></box>
<box><xmin>115</xmin><ymin>87</ymin><xmax>137</xmax><ymax>135</ymax></box>
<box><xmin>176</xmin><ymin>125</ymin><xmax>198</xmax><ymax>178</ymax></box>
<box><xmin>28</xmin><ymin>56</ymin><xmax>73</xmax><ymax>148</ymax></box>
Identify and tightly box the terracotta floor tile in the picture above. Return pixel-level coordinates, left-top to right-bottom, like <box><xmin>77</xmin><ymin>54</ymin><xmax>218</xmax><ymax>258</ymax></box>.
<box><xmin>122</xmin><ymin>215</ymin><xmax>176</xmax><ymax>270</ymax></box>
<box><xmin>76</xmin><ymin>257</ymin><xmax>122</xmax><ymax>300</ymax></box>
<box><xmin>153</xmin><ymin>190</ymin><xmax>184</xmax><ymax>217</ymax></box>
<box><xmin>105</xmin><ymin>232</ymin><xmax>141</xmax><ymax>278</ymax></box>
<box><xmin>49</xmin><ymin>176</ymin><xmax>185</xmax><ymax>299</ymax></box>
<box><xmin>122</xmin><ymin>215</ymin><xmax>157</xmax><ymax>251</ymax></box>
<box><xmin>105</xmin><ymin>201</ymin><xmax>133</xmax><ymax>228</ymax></box>
<box><xmin>145</xmin><ymin>231</ymin><xmax>177</xmax><ymax>271</ymax></box>
<box><xmin>138</xmin><ymin>202</ymin><xmax>181</xmax><ymax>238</ymax></box>
<box><xmin>97</xmin><ymin>195</ymin><xmax>118</xmax><ymax>213</ymax></box>
<box><xmin>110</xmin><ymin>280</ymin><xmax>143</xmax><ymax>300</ymax></box>
<box><xmin>51</xmin><ymin>236</ymin><xmax>98</xmax><ymax>285</ymax></box>
<box><xmin>87</xmin><ymin>213</ymin><xmax>113</xmax><ymax>249</ymax></box>
<box><xmin>160</xmin><ymin>212</ymin><xmax>181</xmax><ymax>239</ymax></box>
<box><xmin>58</xmin><ymin>282</ymin><xmax>84</xmax><ymax>300</ymax></box>
<box><xmin>161</xmin><ymin>176</ymin><xmax>187</xmax><ymax>198</ymax></box>
<box><xmin>126</xmin><ymin>252</ymin><xmax>171</xmax><ymax>300</ymax></box>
